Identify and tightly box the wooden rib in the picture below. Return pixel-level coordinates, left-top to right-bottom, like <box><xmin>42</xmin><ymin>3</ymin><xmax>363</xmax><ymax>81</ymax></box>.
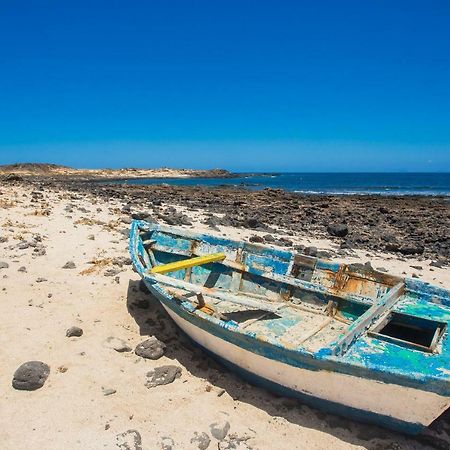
<box><xmin>184</xmin><ymin>266</ymin><xmax>192</xmax><ymax>282</ymax></box>
<box><xmin>230</xmin><ymin>248</ymin><xmax>244</xmax><ymax>291</ymax></box>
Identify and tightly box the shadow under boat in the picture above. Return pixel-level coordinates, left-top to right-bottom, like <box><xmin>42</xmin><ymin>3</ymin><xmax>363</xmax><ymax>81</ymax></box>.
<box><xmin>126</xmin><ymin>279</ymin><xmax>450</xmax><ymax>450</ymax></box>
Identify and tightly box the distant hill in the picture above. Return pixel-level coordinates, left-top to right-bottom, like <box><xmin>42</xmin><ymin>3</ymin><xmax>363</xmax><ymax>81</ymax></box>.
<box><xmin>0</xmin><ymin>163</ymin><xmax>71</xmax><ymax>172</ymax></box>
<box><xmin>0</xmin><ymin>163</ymin><xmax>235</xmax><ymax>179</ymax></box>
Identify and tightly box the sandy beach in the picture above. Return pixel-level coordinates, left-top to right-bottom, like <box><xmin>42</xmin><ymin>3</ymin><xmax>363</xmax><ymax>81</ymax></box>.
<box><xmin>1</xmin><ymin>176</ymin><xmax>449</xmax><ymax>450</ymax></box>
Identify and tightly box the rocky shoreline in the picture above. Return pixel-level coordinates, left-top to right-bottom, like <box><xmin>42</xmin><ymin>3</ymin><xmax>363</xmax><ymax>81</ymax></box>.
<box><xmin>10</xmin><ymin>176</ymin><xmax>448</xmax><ymax>263</ymax></box>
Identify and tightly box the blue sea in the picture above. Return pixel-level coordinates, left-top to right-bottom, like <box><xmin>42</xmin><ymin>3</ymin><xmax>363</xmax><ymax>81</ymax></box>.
<box><xmin>117</xmin><ymin>173</ymin><xmax>450</xmax><ymax>196</ymax></box>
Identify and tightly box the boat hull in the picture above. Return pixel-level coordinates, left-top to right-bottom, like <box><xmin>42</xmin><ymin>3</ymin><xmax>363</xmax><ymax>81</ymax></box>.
<box><xmin>130</xmin><ymin>221</ymin><xmax>450</xmax><ymax>435</ymax></box>
<box><xmin>145</xmin><ymin>283</ymin><xmax>448</xmax><ymax>435</ymax></box>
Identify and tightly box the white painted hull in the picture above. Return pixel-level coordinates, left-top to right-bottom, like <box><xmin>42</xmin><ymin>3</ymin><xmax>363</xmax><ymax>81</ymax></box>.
<box><xmin>162</xmin><ymin>304</ymin><xmax>450</xmax><ymax>431</ymax></box>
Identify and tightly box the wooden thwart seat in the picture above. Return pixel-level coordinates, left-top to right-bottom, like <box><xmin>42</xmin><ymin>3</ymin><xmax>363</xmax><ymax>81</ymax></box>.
<box><xmin>149</xmin><ymin>252</ymin><xmax>226</xmax><ymax>274</ymax></box>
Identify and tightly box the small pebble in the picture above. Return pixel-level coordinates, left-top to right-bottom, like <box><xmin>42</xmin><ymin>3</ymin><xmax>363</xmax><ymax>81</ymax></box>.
<box><xmin>210</xmin><ymin>421</ymin><xmax>230</xmax><ymax>441</ymax></box>
<box><xmin>103</xmin><ymin>336</ymin><xmax>132</xmax><ymax>352</ymax></box>
<box><xmin>102</xmin><ymin>387</ymin><xmax>117</xmax><ymax>396</ymax></box>
<box><xmin>66</xmin><ymin>326</ymin><xmax>83</xmax><ymax>337</ymax></box>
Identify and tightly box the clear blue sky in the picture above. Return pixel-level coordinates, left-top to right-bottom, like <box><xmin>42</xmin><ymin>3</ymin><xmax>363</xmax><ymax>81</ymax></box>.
<box><xmin>0</xmin><ymin>1</ymin><xmax>449</xmax><ymax>172</ymax></box>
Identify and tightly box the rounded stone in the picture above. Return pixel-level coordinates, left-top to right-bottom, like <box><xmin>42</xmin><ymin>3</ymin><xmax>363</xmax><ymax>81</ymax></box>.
<box><xmin>12</xmin><ymin>361</ymin><xmax>50</xmax><ymax>391</ymax></box>
<box><xmin>66</xmin><ymin>326</ymin><xmax>83</xmax><ymax>337</ymax></box>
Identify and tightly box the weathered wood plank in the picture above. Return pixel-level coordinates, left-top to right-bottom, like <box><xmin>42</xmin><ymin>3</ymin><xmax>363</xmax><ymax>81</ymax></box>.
<box><xmin>149</xmin><ymin>241</ymin><xmax>389</xmax><ymax>306</ymax></box>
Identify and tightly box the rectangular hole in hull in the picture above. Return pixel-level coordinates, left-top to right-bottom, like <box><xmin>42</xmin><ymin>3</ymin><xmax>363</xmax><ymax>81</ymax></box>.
<box><xmin>370</xmin><ymin>312</ymin><xmax>446</xmax><ymax>352</ymax></box>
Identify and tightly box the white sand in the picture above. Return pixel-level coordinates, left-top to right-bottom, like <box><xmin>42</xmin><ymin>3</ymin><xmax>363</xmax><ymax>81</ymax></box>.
<box><xmin>0</xmin><ymin>184</ymin><xmax>448</xmax><ymax>450</ymax></box>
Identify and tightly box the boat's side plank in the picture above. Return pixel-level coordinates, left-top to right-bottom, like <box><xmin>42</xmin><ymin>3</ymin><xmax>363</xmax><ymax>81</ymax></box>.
<box><xmin>147</xmin><ymin>227</ymin><xmax>401</xmax><ymax>298</ymax></box>
<box><xmin>140</xmin><ymin>220</ymin><xmax>450</xmax><ymax>309</ymax></box>
<box><xmin>135</xmin><ymin>220</ymin><xmax>405</xmax><ymax>300</ymax></box>
<box><xmin>148</xmin><ymin>241</ymin><xmax>382</xmax><ymax>309</ymax></box>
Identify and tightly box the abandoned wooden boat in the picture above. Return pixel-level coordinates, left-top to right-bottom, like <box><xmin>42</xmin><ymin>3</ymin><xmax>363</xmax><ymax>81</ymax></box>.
<box><xmin>130</xmin><ymin>220</ymin><xmax>450</xmax><ymax>434</ymax></box>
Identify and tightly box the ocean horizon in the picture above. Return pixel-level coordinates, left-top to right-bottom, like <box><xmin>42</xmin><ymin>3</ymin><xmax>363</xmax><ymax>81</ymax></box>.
<box><xmin>114</xmin><ymin>172</ymin><xmax>450</xmax><ymax>196</ymax></box>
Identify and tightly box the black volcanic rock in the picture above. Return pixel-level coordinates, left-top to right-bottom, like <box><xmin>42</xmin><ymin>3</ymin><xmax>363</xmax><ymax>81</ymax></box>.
<box><xmin>131</xmin><ymin>211</ymin><xmax>152</xmax><ymax>220</ymax></box>
<box><xmin>327</xmin><ymin>223</ymin><xmax>349</xmax><ymax>237</ymax></box>
<box><xmin>145</xmin><ymin>365</ymin><xmax>181</xmax><ymax>388</ymax></box>
<box><xmin>135</xmin><ymin>337</ymin><xmax>166</xmax><ymax>360</ymax></box>
<box><xmin>249</xmin><ymin>235</ymin><xmax>264</xmax><ymax>244</ymax></box>
<box><xmin>399</xmin><ymin>244</ymin><xmax>425</xmax><ymax>255</ymax></box>
<box><xmin>12</xmin><ymin>361</ymin><xmax>50</xmax><ymax>391</ymax></box>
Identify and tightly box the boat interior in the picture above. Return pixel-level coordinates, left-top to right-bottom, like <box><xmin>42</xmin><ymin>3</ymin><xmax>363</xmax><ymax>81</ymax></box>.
<box><xmin>133</xmin><ymin>222</ymin><xmax>448</xmax><ymax>355</ymax></box>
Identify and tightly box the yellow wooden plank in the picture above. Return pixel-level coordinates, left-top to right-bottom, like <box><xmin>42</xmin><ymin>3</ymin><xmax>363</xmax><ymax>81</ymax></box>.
<box><xmin>150</xmin><ymin>253</ymin><xmax>226</xmax><ymax>274</ymax></box>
